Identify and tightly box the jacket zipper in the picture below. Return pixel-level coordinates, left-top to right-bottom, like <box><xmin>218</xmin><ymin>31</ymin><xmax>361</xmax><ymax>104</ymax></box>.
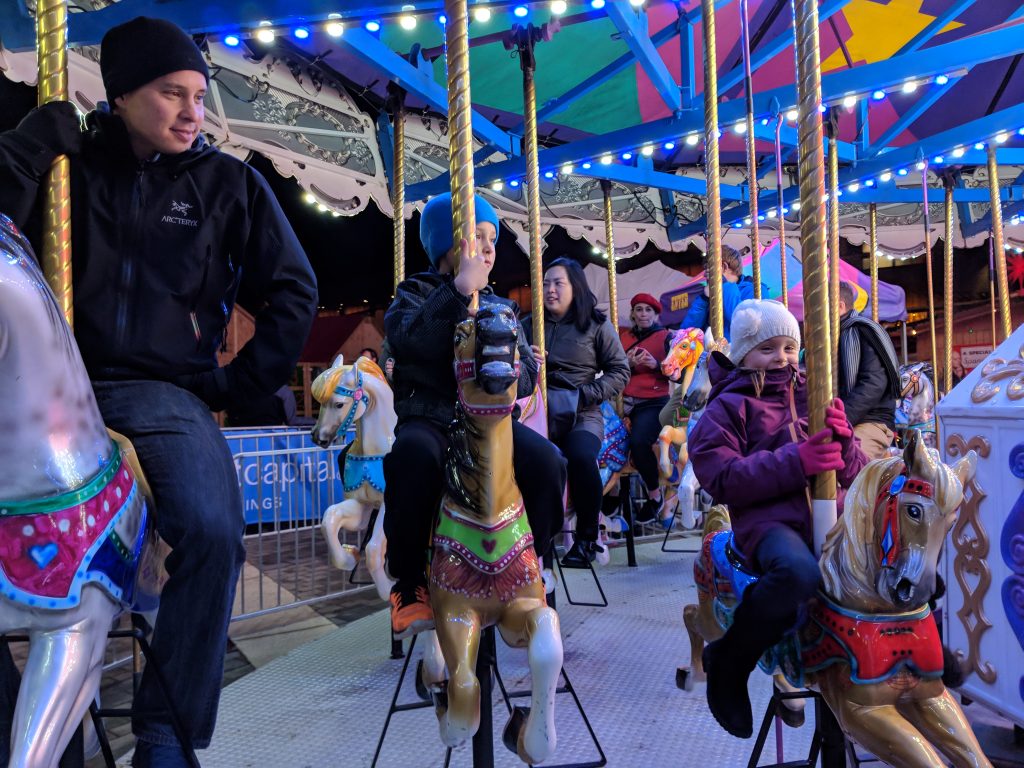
<box><xmin>115</xmin><ymin>167</ymin><xmax>145</xmax><ymax>353</ymax></box>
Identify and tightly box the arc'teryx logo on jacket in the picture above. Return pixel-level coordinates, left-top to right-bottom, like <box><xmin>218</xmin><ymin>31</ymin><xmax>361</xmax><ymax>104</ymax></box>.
<box><xmin>162</xmin><ymin>199</ymin><xmax>199</xmax><ymax>227</ymax></box>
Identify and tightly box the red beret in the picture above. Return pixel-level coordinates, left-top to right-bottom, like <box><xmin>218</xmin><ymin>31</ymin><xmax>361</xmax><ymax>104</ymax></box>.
<box><xmin>630</xmin><ymin>293</ymin><xmax>662</xmax><ymax>314</ymax></box>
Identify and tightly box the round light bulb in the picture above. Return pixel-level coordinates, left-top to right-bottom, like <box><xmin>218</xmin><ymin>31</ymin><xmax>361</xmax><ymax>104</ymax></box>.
<box><xmin>473</xmin><ymin>7</ymin><xmax>491</xmax><ymax>22</ymax></box>
<box><xmin>326</xmin><ymin>21</ymin><xmax>344</xmax><ymax>36</ymax></box>
<box><xmin>551</xmin><ymin>0</ymin><xmax>568</xmax><ymax>14</ymax></box>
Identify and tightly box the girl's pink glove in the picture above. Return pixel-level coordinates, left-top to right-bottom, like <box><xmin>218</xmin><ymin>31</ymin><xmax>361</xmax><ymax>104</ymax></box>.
<box><xmin>798</xmin><ymin>428</ymin><xmax>844</xmax><ymax>476</ymax></box>
<box><xmin>824</xmin><ymin>398</ymin><xmax>854</xmax><ymax>444</ymax></box>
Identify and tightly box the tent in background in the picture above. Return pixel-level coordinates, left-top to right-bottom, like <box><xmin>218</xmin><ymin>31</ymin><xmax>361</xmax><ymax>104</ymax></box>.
<box><xmin>658</xmin><ymin>240</ymin><xmax>907</xmax><ymax>327</ymax></box>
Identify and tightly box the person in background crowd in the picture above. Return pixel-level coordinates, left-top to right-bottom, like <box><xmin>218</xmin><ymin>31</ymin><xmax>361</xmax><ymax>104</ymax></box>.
<box><xmin>681</xmin><ymin>245</ymin><xmax>757</xmax><ymax>342</ymax></box>
<box><xmin>359</xmin><ymin>347</ymin><xmax>379</xmax><ymax>364</ymax></box>
<box><xmin>0</xmin><ymin>17</ymin><xmax>317</xmax><ymax>766</ymax></box>
<box><xmin>837</xmin><ymin>281</ymin><xmax>901</xmax><ymax>461</ymax></box>
<box><xmin>527</xmin><ymin>257</ymin><xmax>629</xmax><ymax>567</ymax></box>
<box><xmin>619</xmin><ymin>293</ymin><xmax>672</xmax><ymax>523</ymax></box>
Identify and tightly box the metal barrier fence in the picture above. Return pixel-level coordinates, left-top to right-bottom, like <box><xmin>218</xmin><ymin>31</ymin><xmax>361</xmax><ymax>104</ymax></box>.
<box><xmin>227</xmin><ymin>429</ymin><xmax>376</xmax><ymax>623</ymax></box>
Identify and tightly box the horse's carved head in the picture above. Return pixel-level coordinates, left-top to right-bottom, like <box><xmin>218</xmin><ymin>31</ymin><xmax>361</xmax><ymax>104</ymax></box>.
<box><xmin>682</xmin><ymin>327</ymin><xmax>728</xmax><ymax>413</ymax></box>
<box><xmin>661</xmin><ymin>327</ymin><xmax>704</xmax><ymax>384</ymax></box>
<box><xmin>453</xmin><ymin>305</ymin><xmax>520</xmax><ymax>419</ymax></box>
<box><xmin>823</xmin><ymin>429</ymin><xmax>976</xmax><ymax>611</ymax></box>
<box><xmin>311</xmin><ymin>355</ymin><xmax>387</xmax><ymax>447</ymax></box>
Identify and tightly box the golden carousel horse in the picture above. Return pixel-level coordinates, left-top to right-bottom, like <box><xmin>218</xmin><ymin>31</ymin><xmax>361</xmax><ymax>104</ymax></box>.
<box><xmin>656</xmin><ymin>327</ymin><xmax>705</xmax><ymax>484</ymax></box>
<box><xmin>427</xmin><ymin>304</ymin><xmax>562</xmax><ymax>764</ymax></box>
<box><xmin>680</xmin><ymin>432</ymin><xmax>990</xmax><ymax>767</ymax></box>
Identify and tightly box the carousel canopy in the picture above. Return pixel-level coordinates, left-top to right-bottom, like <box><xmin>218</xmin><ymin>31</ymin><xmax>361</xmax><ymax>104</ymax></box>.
<box><xmin>2</xmin><ymin>0</ymin><xmax>1024</xmax><ymax>261</ymax></box>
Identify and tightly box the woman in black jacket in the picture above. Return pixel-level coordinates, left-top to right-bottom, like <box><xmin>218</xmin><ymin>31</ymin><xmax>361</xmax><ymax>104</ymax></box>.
<box><xmin>527</xmin><ymin>258</ymin><xmax>629</xmax><ymax>567</ymax></box>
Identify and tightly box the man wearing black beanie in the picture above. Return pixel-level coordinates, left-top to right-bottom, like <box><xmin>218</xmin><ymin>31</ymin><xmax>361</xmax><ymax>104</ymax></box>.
<box><xmin>0</xmin><ymin>16</ymin><xmax>317</xmax><ymax>768</ymax></box>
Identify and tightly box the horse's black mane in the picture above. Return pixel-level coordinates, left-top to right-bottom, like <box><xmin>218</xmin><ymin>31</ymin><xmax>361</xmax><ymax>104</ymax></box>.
<box><xmin>444</xmin><ymin>403</ymin><xmax>486</xmax><ymax>518</ymax></box>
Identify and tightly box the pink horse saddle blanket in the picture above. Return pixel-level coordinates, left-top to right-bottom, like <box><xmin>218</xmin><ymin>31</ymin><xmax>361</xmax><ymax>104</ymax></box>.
<box><xmin>0</xmin><ymin>446</ymin><xmax>147</xmax><ymax>610</ymax></box>
<box><xmin>801</xmin><ymin>593</ymin><xmax>944</xmax><ymax>685</ymax></box>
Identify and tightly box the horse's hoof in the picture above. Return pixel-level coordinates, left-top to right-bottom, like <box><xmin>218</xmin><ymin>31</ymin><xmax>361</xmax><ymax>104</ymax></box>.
<box><xmin>415</xmin><ymin>660</ymin><xmax>431</xmax><ymax>701</ymax></box>
<box><xmin>502</xmin><ymin>706</ymin><xmax>529</xmax><ymax>756</ymax></box>
<box><xmin>330</xmin><ymin>545</ymin><xmax>358</xmax><ymax>572</ymax></box>
<box><xmin>676</xmin><ymin>667</ymin><xmax>690</xmax><ymax>690</ymax></box>
<box><xmin>778</xmin><ymin>703</ymin><xmax>805</xmax><ymax>729</ymax></box>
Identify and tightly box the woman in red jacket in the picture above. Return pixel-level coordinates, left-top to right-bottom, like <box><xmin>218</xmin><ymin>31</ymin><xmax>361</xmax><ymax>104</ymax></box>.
<box><xmin>619</xmin><ymin>293</ymin><xmax>673</xmax><ymax>523</ymax></box>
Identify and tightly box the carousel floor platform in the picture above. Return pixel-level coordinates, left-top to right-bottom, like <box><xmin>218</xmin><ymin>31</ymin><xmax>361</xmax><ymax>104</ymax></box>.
<box><xmin>112</xmin><ymin>538</ymin><xmax>1024</xmax><ymax>767</ymax></box>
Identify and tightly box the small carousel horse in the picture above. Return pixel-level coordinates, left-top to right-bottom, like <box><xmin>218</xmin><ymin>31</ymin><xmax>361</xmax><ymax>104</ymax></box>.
<box><xmin>0</xmin><ymin>215</ymin><xmax>159</xmax><ymax>767</ymax></box>
<box><xmin>681</xmin><ymin>432</ymin><xmax>990</xmax><ymax>767</ymax></box>
<box><xmin>656</xmin><ymin>327</ymin><xmax>705</xmax><ymax>483</ymax></box>
<box><xmin>896</xmin><ymin>362</ymin><xmax>936</xmax><ymax>450</ymax></box>
<box><xmin>310</xmin><ymin>355</ymin><xmax>395</xmax><ymax>601</ymax></box>
<box><xmin>429</xmin><ymin>305</ymin><xmax>562</xmax><ymax>764</ymax></box>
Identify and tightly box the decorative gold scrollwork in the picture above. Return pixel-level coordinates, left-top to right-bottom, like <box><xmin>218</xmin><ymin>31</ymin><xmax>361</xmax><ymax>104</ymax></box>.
<box><xmin>946</xmin><ymin>434</ymin><xmax>996</xmax><ymax>683</ymax></box>
<box><xmin>971</xmin><ymin>344</ymin><xmax>1024</xmax><ymax>403</ymax></box>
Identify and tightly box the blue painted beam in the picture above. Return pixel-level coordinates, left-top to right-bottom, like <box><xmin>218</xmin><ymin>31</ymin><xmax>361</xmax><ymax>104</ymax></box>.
<box><xmin>832</xmin><ymin>186</ymin><xmax>1024</xmax><ymax>204</ymax></box>
<box><xmin>340</xmin><ymin>28</ymin><xmax>517</xmax><ymax>156</ymax></box>
<box><xmin>750</xmin><ymin>122</ymin><xmax>856</xmax><ymax>162</ymax></box>
<box><xmin>680</xmin><ymin>102</ymin><xmax>1024</xmax><ymax>235</ymax></box>
<box><xmin>961</xmin><ymin>170</ymin><xmax>1024</xmax><ymax>238</ymax></box>
<box><xmin>866</xmin><ymin>78</ymin><xmax>959</xmax><ymax>156</ymax></box>
<box><xmin>894</xmin><ymin>0</ymin><xmax>977</xmax><ymax>56</ymax></box>
<box><xmin>717</xmin><ymin>0</ymin><xmax>852</xmax><ymax>94</ymax></box>
<box><xmin>605</xmin><ymin>1</ymin><xmax>680</xmax><ymax>113</ymax></box>
<box><xmin>0</xmin><ymin>0</ymin><xmax>536</xmax><ymax>50</ymax></box>
<box><xmin>680</xmin><ymin>21</ymin><xmax>696</xmax><ymax>110</ymax></box>
<box><xmin>376</xmin><ymin>112</ymin><xmax>396</xmax><ymax>194</ymax></box>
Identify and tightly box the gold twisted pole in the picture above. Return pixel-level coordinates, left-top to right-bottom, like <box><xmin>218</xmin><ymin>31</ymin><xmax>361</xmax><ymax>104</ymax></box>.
<box><xmin>943</xmin><ymin>180</ymin><xmax>954</xmax><ymax>395</ymax></box>
<box><xmin>775</xmin><ymin>113</ymin><xmax>788</xmax><ymax>307</ymax></box>
<box><xmin>921</xmin><ymin>164</ymin><xmax>939</xmax><ymax>382</ymax></box>
<box><xmin>445</xmin><ymin>0</ymin><xmax>476</xmax><ymax>305</ymax></box>
<box><xmin>391</xmin><ymin>90</ymin><xmax>407</xmax><ymax>291</ymax></box>
<box><xmin>827</xmin><ymin>127</ymin><xmax>840</xmax><ymax>397</ymax></box>
<box><xmin>987</xmin><ymin>144</ymin><xmax>1012</xmax><ymax>341</ymax></box>
<box><xmin>739</xmin><ymin>0</ymin><xmax>760</xmax><ymax>298</ymax></box>
<box><xmin>793</xmin><ymin>0</ymin><xmax>836</xmax><ymax>546</ymax></box>
<box><xmin>36</xmin><ymin>0</ymin><xmax>73</xmax><ymax>326</ymax></box>
<box><xmin>520</xmin><ymin>31</ymin><xmax>546</xmax><ymax>405</ymax></box>
<box><xmin>701</xmin><ymin>0</ymin><xmax>723</xmax><ymax>339</ymax></box>
<box><xmin>602</xmin><ymin>180</ymin><xmax>619</xmax><ymax>332</ymax></box>
<box><xmin>869</xmin><ymin>203</ymin><xmax>879</xmax><ymax>322</ymax></box>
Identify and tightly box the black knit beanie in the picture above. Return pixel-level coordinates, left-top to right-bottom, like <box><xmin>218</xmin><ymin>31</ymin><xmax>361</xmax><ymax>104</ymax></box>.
<box><xmin>100</xmin><ymin>17</ymin><xmax>209</xmax><ymax>103</ymax></box>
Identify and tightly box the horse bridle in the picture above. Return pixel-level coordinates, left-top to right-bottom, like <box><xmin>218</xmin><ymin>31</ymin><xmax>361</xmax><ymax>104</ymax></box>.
<box><xmin>332</xmin><ymin>368</ymin><xmax>369</xmax><ymax>434</ymax></box>
<box><xmin>876</xmin><ymin>469</ymin><xmax>934</xmax><ymax>568</ymax></box>
<box><xmin>454</xmin><ymin>359</ymin><xmax>521</xmax><ymax>417</ymax></box>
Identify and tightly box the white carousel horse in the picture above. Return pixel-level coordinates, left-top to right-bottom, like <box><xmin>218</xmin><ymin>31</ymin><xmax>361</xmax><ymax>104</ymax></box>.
<box><xmin>310</xmin><ymin>355</ymin><xmax>395</xmax><ymax>602</ymax></box>
<box><xmin>896</xmin><ymin>362</ymin><xmax>937</xmax><ymax>450</ymax></box>
<box><xmin>0</xmin><ymin>215</ymin><xmax>159</xmax><ymax>768</ymax></box>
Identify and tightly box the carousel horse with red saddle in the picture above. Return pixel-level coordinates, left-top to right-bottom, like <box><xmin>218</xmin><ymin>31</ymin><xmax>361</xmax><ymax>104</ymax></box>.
<box><xmin>680</xmin><ymin>431</ymin><xmax>989</xmax><ymax>767</ymax></box>
<box><xmin>0</xmin><ymin>214</ymin><xmax>162</xmax><ymax>768</ymax></box>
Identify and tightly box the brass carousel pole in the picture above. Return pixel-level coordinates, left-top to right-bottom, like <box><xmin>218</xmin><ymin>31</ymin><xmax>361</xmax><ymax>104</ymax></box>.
<box><xmin>739</xmin><ymin>0</ymin><xmax>760</xmax><ymax>298</ymax></box>
<box><xmin>602</xmin><ymin>180</ymin><xmax>619</xmax><ymax>331</ymax></box>
<box><xmin>987</xmin><ymin>144</ymin><xmax>1013</xmax><ymax>341</ymax></box>
<box><xmin>701</xmin><ymin>0</ymin><xmax>724</xmax><ymax>339</ymax></box>
<box><xmin>989</xmin><ymin>237</ymin><xmax>998</xmax><ymax>344</ymax></box>
<box><xmin>445</xmin><ymin>0</ymin><xmax>477</xmax><ymax>301</ymax></box>
<box><xmin>389</xmin><ymin>87</ymin><xmax>407</xmax><ymax>291</ymax></box>
<box><xmin>517</xmin><ymin>26</ymin><xmax>546</xmax><ymax>404</ymax></box>
<box><xmin>827</xmin><ymin>118</ymin><xmax>840</xmax><ymax>396</ymax></box>
<box><xmin>36</xmin><ymin>0</ymin><xmax>73</xmax><ymax>324</ymax></box>
<box><xmin>943</xmin><ymin>179</ymin><xmax>954</xmax><ymax>395</ymax></box>
<box><xmin>921</xmin><ymin>163</ymin><xmax>939</xmax><ymax>383</ymax></box>
<box><xmin>869</xmin><ymin>203</ymin><xmax>879</xmax><ymax>322</ymax></box>
<box><xmin>775</xmin><ymin>112</ymin><xmax>788</xmax><ymax>307</ymax></box>
<box><xmin>793</xmin><ymin>0</ymin><xmax>836</xmax><ymax>553</ymax></box>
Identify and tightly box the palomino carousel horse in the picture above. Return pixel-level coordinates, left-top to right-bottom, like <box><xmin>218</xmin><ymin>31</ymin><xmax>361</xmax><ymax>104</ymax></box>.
<box><xmin>656</xmin><ymin>327</ymin><xmax>705</xmax><ymax>485</ymax></box>
<box><xmin>681</xmin><ymin>432</ymin><xmax>990</xmax><ymax>767</ymax></box>
<box><xmin>310</xmin><ymin>355</ymin><xmax>395</xmax><ymax>601</ymax></box>
<box><xmin>896</xmin><ymin>362</ymin><xmax>937</xmax><ymax>450</ymax></box>
<box><xmin>428</xmin><ymin>305</ymin><xmax>562</xmax><ymax>764</ymax></box>
<box><xmin>0</xmin><ymin>215</ymin><xmax>159</xmax><ymax>767</ymax></box>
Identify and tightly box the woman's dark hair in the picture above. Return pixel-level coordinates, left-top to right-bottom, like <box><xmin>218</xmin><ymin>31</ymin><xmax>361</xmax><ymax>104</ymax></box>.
<box><xmin>545</xmin><ymin>256</ymin><xmax>606</xmax><ymax>332</ymax></box>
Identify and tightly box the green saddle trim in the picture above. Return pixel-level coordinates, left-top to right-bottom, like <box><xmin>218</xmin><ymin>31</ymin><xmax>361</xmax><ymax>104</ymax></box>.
<box><xmin>0</xmin><ymin>442</ymin><xmax>122</xmax><ymax>517</ymax></box>
<box><xmin>434</xmin><ymin>503</ymin><xmax>533</xmax><ymax>573</ymax></box>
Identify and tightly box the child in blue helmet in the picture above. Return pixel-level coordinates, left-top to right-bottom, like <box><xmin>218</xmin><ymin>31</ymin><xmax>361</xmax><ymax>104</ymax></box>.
<box><xmin>382</xmin><ymin>193</ymin><xmax>567</xmax><ymax>637</ymax></box>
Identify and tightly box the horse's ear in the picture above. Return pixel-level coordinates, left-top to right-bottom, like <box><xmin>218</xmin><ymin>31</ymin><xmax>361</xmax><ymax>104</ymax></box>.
<box><xmin>953</xmin><ymin>450</ymin><xmax>978</xmax><ymax>489</ymax></box>
<box><xmin>705</xmin><ymin>327</ymin><xmax>715</xmax><ymax>346</ymax></box>
<box><xmin>903</xmin><ymin>429</ymin><xmax>920</xmax><ymax>469</ymax></box>
<box><xmin>332</xmin><ymin>354</ymin><xmax>344</xmax><ymax>369</ymax></box>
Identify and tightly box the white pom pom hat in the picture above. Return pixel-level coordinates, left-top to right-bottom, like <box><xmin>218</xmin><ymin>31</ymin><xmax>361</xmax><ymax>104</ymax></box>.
<box><xmin>728</xmin><ymin>299</ymin><xmax>801</xmax><ymax>365</ymax></box>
